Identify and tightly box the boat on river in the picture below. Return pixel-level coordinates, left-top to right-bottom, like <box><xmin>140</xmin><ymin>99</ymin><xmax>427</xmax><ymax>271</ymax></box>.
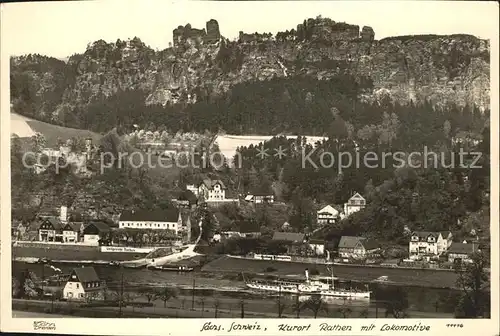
<box><xmin>243</xmin><ymin>267</ymin><xmax>371</xmax><ymax>300</ymax></box>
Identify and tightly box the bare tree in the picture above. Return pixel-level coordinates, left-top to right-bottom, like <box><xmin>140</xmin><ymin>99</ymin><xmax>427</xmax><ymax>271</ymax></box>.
<box><xmin>276</xmin><ymin>298</ymin><xmax>287</xmax><ymax>318</ymax></box>
<box><xmin>139</xmin><ymin>287</ymin><xmax>157</xmax><ymax>304</ymax></box>
<box><xmin>359</xmin><ymin>308</ymin><xmax>369</xmax><ymax>318</ymax></box>
<box><xmin>197</xmin><ymin>297</ymin><xmax>206</xmax><ymax>317</ymax></box>
<box><xmin>292</xmin><ymin>295</ymin><xmax>302</xmax><ymax>318</ymax></box>
<box><xmin>239</xmin><ymin>300</ymin><xmax>245</xmax><ymax>318</ymax></box>
<box><xmin>156</xmin><ymin>286</ymin><xmax>178</xmax><ymax>308</ymax></box>
<box><xmin>302</xmin><ymin>294</ymin><xmax>328</xmax><ymax>318</ymax></box>
<box><xmin>213</xmin><ymin>298</ymin><xmax>221</xmax><ymax>318</ymax></box>
<box><xmin>336</xmin><ymin>306</ymin><xmax>353</xmax><ymax>318</ymax></box>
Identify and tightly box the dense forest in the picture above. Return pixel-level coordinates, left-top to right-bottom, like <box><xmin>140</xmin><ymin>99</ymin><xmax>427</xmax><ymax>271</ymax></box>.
<box><xmin>10</xmin><ymin>53</ymin><xmax>490</xmax><ymax>247</ymax></box>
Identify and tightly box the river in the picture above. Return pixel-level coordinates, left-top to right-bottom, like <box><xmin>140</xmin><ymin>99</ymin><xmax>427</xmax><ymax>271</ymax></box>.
<box><xmin>12</xmin><ymin>261</ymin><xmax>462</xmax><ymax>316</ymax></box>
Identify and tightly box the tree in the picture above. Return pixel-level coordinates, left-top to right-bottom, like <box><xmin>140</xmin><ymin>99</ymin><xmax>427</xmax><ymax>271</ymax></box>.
<box><xmin>443</xmin><ymin>120</ymin><xmax>451</xmax><ymax>139</ymax></box>
<box><xmin>292</xmin><ymin>298</ymin><xmax>302</xmax><ymax>318</ymax></box>
<box><xmin>139</xmin><ymin>287</ymin><xmax>157</xmax><ymax>304</ymax></box>
<box><xmin>454</xmin><ymin>252</ymin><xmax>489</xmax><ymax>318</ymax></box>
<box><xmin>156</xmin><ymin>286</ymin><xmax>178</xmax><ymax>308</ymax></box>
<box><xmin>31</xmin><ymin>133</ymin><xmax>47</xmax><ymax>153</ymax></box>
<box><xmin>383</xmin><ymin>287</ymin><xmax>409</xmax><ymax>318</ymax></box>
<box><xmin>336</xmin><ymin>306</ymin><xmax>353</xmax><ymax>317</ymax></box>
<box><xmin>301</xmin><ymin>294</ymin><xmax>328</xmax><ymax>318</ymax></box>
<box><xmin>359</xmin><ymin>308</ymin><xmax>369</xmax><ymax>318</ymax></box>
<box><xmin>239</xmin><ymin>300</ymin><xmax>245</xmax><ymax>318</ymax></box>
<box><xmin>213</xmin><ymin>298</ymin><xmax>221</xmax><ymax>318</ymax></box>
<box><xmin>276</xmin><ymin>297</ymin><xmax>287</xmax><ymax>318</ymax></box>
<box><xmin>198</xmin><ymin>297</ymin><xmax>206</xmax><ymax>316</ymax></box>
<box><xmin>12</xmin><ymin>277</ymin><xmax>20</xmax><ymax>298</ymax></box>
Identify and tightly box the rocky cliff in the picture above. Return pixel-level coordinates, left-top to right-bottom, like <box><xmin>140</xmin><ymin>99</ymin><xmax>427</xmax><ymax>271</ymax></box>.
<box><xmin>10</xmin><ymin>16</ymin><xmax>490</xmax><ymax>126</ymax></box>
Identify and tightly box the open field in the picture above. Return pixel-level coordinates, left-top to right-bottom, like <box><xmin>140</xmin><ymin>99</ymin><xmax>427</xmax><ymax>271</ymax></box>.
<box><xmin>214</xmin><ymin>134</ymin><xmax>327</xmax><ymax>162</ymax></box>
<box><xmin>11</xmin><ymin>113</ymin><xmax>102</xmax><ymax>147</ymax></box>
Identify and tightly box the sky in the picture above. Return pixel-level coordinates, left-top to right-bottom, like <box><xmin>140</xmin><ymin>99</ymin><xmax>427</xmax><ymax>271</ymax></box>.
<box><xmin>1</xmin><ymin>1</ymin><xmax>499</xmax><ymax>59</ymax></box>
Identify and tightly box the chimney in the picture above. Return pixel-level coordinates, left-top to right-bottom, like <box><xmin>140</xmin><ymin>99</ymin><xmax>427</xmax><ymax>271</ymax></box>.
<box><xmin>305</xmin><ymin>268</ymin><xmax>309</xmax><ymax>282</ymax></box>
<box><xmin>60</xmin><ymin>206</ymin><xmax>68</xmax><ymax>223</ymax></box>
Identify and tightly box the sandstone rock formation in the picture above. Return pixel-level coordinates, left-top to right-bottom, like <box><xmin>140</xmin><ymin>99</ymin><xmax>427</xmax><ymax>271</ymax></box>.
<box><xmin>10</xmin><ymin>17</ymin><xmax>491</xmax><ymax>125</ymax></box>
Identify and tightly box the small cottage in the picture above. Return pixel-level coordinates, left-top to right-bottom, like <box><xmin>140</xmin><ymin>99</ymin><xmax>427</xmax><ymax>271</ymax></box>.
<box><xmin>338</xmin><ymin>236</ymin><xmax>380</xmax><ymax>259</ymax></box>
<box><xmin>63</xmin><ymin>267</ymin><xmax>104</xmax><ymax>301</ymax></box>
<box><xmin>82</xmin><ymin>221</ymin><xmax>110</xmax><ymax>246</ymax></box>
<box><xmin>308</xmin><ymin>238</ymin><xmax>325</xmax><ymax>256</ymax></box>
<box><xmin>38</xmin><ymin>218</ymin><xmax>63</xmax><ymax>242</ymax></box>
<box><xmin>447</xmin><ymin>242</ymin><xmax>478</xmax><ymax>263</ymax></box>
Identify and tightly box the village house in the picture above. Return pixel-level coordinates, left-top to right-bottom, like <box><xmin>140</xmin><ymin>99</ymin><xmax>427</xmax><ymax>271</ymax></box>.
<box><xmin>337</xmin><ymin>236</ymin><xmax>380</xmax><ymax>259</ymax></box>
<box><xmin>186</xmin><ymin>184</ymin><xmax>199</xmax><ymax>197</ymax></box>
<box><xmin>199</xmin><ymin>179</ymin><xmax>226</xmax><ymax>201</ymax></box>
<box><xmin>38</xmin><ymin>218</ymin><xmax>64</xmax><ymax>242</ymax></box>
<box><xmin>61</xmin><ymin>222</ymin><xmax>81</xmax><ymax>243</ymax></box>
<box><xmin>308</xmin><ymin>238</ymin><xmax>325</xmax><ymax>256</ymax></box>
<box><xmin>118</xmin><ymin>208</ymin><xmax>182</xmax><ymax>234</ymax></box>
<box><xmin>63</xmin><ymin>267</ymin><xmax>104</xmax><ymax>301</ymax></box>
<box><xmin>447</xmin><ymin>241</ymin><xmax>478</xmax><ymax>263</ymax></box>
<box><xmin>198</xmin><ymin>179</ymin><xmax>239</xmax><ymax>206</ymax></box>
<box><xmin>82</xmin><ymin>221</ymin><xmax>111</xmax><ymax>246</ymax></box>
<box><xmin>408</xmin><ymin>231</ymin><xmax>453</xmax><ymax>260</ymax></box>
<box><xmin>272</xmin><ymin>232</ymin><xmax>306</xmax><ymax>255</ymax></box>
<box><xmin>342</xmin><ymin>193</ymin><xmax>366</xmax><ymax>218</ymax></box>
<box><xmin>244</xmin><ymin>188</ymin><xmax>275</xmax><ymax>204</ymax></box>
<box><xmin>171</xmin><ymin>189</ymin><xmax>199</xmax><ymax>209</ymax></box>
<box><xmin>317</xmin><ymin>205</ymin><xmax>340</xmax><ymax>225</ymax></box>
<box><xmin>439</xmin><ymin>231</ymin><xmax>454</xmax><ymax>253</ymax></box>
<box><xmin>217</xmin><ymin>220</ymin><xmax>261</xmax><ymax>241</ymax></box>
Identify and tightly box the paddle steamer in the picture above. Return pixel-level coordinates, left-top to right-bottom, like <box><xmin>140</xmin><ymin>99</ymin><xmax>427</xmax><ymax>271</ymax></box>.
<box><xmin>243</xmin><ymin>267</ymin><xmax>370</xmax><ymax>299</ymax></box>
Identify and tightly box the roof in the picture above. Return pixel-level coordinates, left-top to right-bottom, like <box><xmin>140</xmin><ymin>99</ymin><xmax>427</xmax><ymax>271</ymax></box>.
<box><xmin>39</xmin><ymin>217</ymin><xmax>62</xmax><ymax>230</ymax></box>
<box><xmin>360</xmin><ymin>238</ymin><xmax>379</xmax><ymax>250</ymax></box>
<box><xmin>272</xmin><ymin>232</ymin><xmax>305</xmax><ymax>242</ymax></box>
<box><xmin>62</xmin><ymin>222</ymin><xmax>81</xmax><ymax>232</ymax></box>
<box><xmin>318</xmin><ymin>205</ymin><xmax>339</xmax><ymax>215</ymax></box>
<box><xmin>338</xmin><ymin>236</ymin><xmax>364</xmax><ymax>249</ymax></box>
<box><xmin>201</xmin><ymin>179</ymin><xmax>226</xmax><ymax>190</ymax></box>
<box><xmin>177</xmin><ymin>190</ymin><xmax>198</xmax><ymax>204</ymax></box>
<box><xmin>411</xmin><ymin>231</ymin><xmax>439</xmax><ymax>241</ymax></box>
<box><xmin>72</xmin><ymin>267</ymin><xmax>100</xmax><ymax>283</ymax></box>
<box><xmin>448</xmin><ymin>242</ymin><xmax>476</xmax><ymax>254</ymax></box>
<box><xmin>119</xmin><ymin>208</ymin><xmax>180</xmax><ymax>222</ymax></box>
<box><xmin>236</xmin><ymin>220</ymin><xmax>261</xmax><ymax>233</ymax></box>
<box><xmin>248</xmin><ymin>185</ymin><xmax>273</xmax><ymax>196</ymax></box>
<box><xmin>440</xmin><ymin>231</ymin><xmax>452</xmax><ymax>238</ymax></box>
<box><xmin>86</xmin><ymin>221</ymin><xmax>111</xmax><ymax>232</ymax></box>
<box><xmin>308</xmin><ymin>238</ymin><xmax>324</xmax><ymax>245</ymax></box>
<box><xmin>348</xmin><ymin>192</ymin><xmax>365</xmax><ymax>201</ymax></box>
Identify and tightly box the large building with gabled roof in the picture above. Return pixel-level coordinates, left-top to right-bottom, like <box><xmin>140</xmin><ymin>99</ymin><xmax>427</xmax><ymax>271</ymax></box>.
<box><xmin>118</xmin><ymin>208</ymin><xmax>182</xmax><ymax>234</ymax></box>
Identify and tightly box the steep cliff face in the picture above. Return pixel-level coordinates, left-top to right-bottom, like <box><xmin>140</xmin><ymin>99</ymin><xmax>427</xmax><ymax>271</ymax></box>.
<box><xmin>10</xmin><ymin>17</ymin><xmax>490</xmax><ymax>126</ymax></box>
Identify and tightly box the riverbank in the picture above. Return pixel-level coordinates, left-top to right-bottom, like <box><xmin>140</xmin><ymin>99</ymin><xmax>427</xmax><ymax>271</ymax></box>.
<box><xmin>12</xmin><ymin>245</ymin><xmax>150</xmax><ymax>262</ymax></box>
<box><xmin>13</xmin><ymin>296</ymin><xmax>454</xmax><ymax>319</ymax></box>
